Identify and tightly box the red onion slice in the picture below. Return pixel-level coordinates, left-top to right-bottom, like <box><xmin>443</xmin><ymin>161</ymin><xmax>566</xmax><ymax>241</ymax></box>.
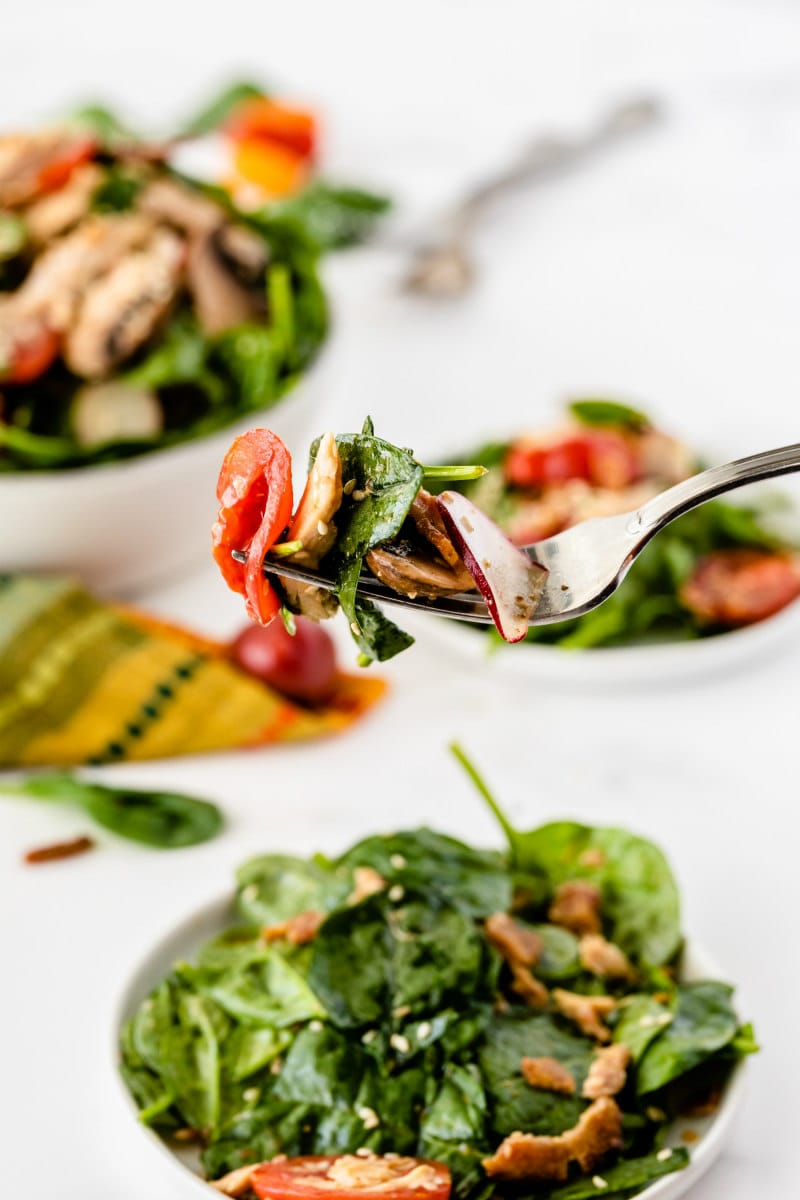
<box><xmin>437</xmin><ymin>490</ymin><xmax>548</xmax><ymax>642</ymax></box>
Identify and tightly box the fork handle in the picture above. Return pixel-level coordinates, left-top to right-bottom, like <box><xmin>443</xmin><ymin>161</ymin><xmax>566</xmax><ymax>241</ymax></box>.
<box><xmin>630</xmin><ymin>442</ymin><xmax>800</xmax><ymax>536</ymax></box>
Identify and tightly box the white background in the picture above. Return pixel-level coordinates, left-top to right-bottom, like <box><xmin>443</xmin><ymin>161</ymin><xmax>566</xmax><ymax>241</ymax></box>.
<box><xmin>1</xmin><ymin>2</ymin><xmax>799</xmax><ymax>1196</ymax></box>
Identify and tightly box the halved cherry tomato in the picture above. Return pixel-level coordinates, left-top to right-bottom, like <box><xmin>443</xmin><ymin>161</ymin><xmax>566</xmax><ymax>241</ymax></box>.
<box><xmin>680</xmin><ymin>549</ymin><xmax>800</xmax><ymax>626</ymax></box>
<box><xmin>251</xmin><ymin>1154</ymin><xmax>451</xmax><ymax>1200</ymax></box>
<box><xmin>233</xmin><ymin>137</ymin><xmax>310</xmax><ymax>197</ymax></box>
<box><xmin>212</xmin><ymin>429</ymin><xmax>294</xmax><ymax>625</ymax></box>
<box><xmin>0</xmin><ymin>322</ymin><xmax>60</xmax><ymax>384</ymax></box>
<box><xmin>35</xmin><ymin>136</ymin><xmax>96</xmax><ymax>195</ymax></box>
<box><xmin>225</xmin><ymin>98</ymin><xmax>317</xmax><ymax>159</ymax></box>
<box><xmin>232</xmin><ymin>618</ymin><xmax>337</xmax><ymax>704</ymax></box>
<box><xmin>504</xmin><ymin>432</ymin><xmax>639</xmax><ymax>490</ymax></box>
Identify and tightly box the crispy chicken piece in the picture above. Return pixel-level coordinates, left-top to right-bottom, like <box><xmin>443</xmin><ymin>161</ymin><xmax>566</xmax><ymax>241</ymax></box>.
<box><xmin>483</xmin><ymin>1098</ymin><xmax>624</xmax><ymax>1183</ymax></box>
<box><xmin>0</xmin><ymin>131</ymin><xmax>91</xmax><ymax>208</ymax></box>
<box><xmin>521</xmin><ymin>1055</ymin><xmax>576</xmax><ymax>1095</ymax></box>
<box><xmin>280</xmin><ymin>432</ymin><xmax>344</xmax><ymax>621</ymax></box>
<box><xmin>582</xmin><ymin>1043</ymin><xmax>631</xmax><ymax>1100</ymax></box>
<box><xmin>64</xmin><ymin>227</ymin><xmax>184</xmax><ymax>376</ymax></box>
<box><xmin>548</xmin><ymin>879</ymin><xmax>603</xmax><ymax>936</ymax></box>
<box><xmin>510</xmin><ymin>962</ymin><xmax>549</xmax><ymax>1009</ymax></box>
<box><xmin>263</xmin><ymin>909</ymin><xmax>324</xmax><ymax>946</ymax></box>
<box><xmin>138</xmin><ymin>176</ymin><xmax>224</xmax><ymax>235</ymax></box>
<box><xmin>485</xmin><ymin>912</ymin><xmax>544</xmax><ymax>966</ymax></box>
<box><xmin>211</xmin><ymin>1165</ymin><xmax>258</xmax><ymax>1196</ymax></box>
<box><xmin>579</xmin><ymin>934</ymin><xmax>634</xmax><ymax>981</ymax></box>
<box><xmin>23</xmin><ymin>163</ymin><xmax>104</xmax><ymax>243</ymax></box>
<box><xmin>348</xmin><ymin>865</ymin><xmax>387</xmax><ymax>904</ymax></box>
<box><xmin>553</xmin><ymin>989</ymin><xmax>616</xmax><ymax>1043</ymax></box>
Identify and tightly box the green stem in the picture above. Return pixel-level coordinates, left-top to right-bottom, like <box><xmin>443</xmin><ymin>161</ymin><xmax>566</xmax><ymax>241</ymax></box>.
<box><xmin>270</xmin><ymin>540</ymin><xmax>304</xmax><ymax>558</ymax></box>
<box><xmin>449</xmin><ymin>742</ymin><xmax>519</xmax><ymax>856</ymax></box>
<box><xmin>422</xmin><ymin>464</ymin><xmax>487</xmax><ymax>482</ymax></box>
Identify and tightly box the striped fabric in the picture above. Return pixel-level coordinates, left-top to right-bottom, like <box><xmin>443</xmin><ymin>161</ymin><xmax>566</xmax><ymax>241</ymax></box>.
<box><xmin>0</xmin><ymin>576</ymin><xmax>386</xmax><ymax>767</ymax></box>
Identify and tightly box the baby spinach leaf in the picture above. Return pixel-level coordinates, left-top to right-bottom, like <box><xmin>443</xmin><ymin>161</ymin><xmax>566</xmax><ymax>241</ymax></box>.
<box><xmin>337</xmin><ymin>557</ymin><xmax>414</xmax><ymax>664</ymax></box>
<box><xmin>227</xmin><ymin>1025</ymin><xmax>291</xmax><ymax>1082</ymax></box>
<box><xmin>206</xmin><ymin>949</ymin><xmax>324</xmax><ymax>1027</ymax></box>
<box><xmin>530</xmin><ymin>923</ymin><xmax>581</xmax><ymax>981</ymax></box>
<box><xmin>569</xmin><ymin>398</ymin><xmax>650</xmax><ymax>431</ymax></box>
<box><xmin>179</xmin><ymin>80</ymin><xmax>267</xmax><ymax>137</ymax></box>
<box><xmin>235</xmin><ymin>853</ymin><xmax>346</xmax><ymax>926</ymax></box>
<box><xmin>157</xmin><ymin>991</ymin><xmax>227</xmax><ymax>1133</ymax></box>
<box><xmin>8</xmin><ymin>772</ymin><xmax>223</xmax><ymax>848</ymax></box>
<box><xmin>274</xmin><ymin>1024</ymin><xmax>365</xmax><ymax>1107</ymax></box>
<box><xmin>328</xmin><ymin>427</ymin><xmax>424</xmax><ymax>561</ymax></box>
<box><xmin>637</xmin><ymin>982</ymin><xmax>739</xmax><ymax>1094</ymax></box>
<box><xmin>548</xmin><ymin>1147</ymin><xmax>689</xmax><ymax>1198</ymax></box>
<box><xmin>308</xmin><ymin>894</ymin><xmax>390</xmax><ymax>1028</ymax></box>
<box><xmin>275</xmin><ymin>183</ymin><xmax>392</xmax><ymax>251</ymax></box>
<box><xmin>613</xmin><ymin>994</ymin><xmax>674</xmax><ymax>1064</ymax></box>
<box><xmin>421</xmin><ymin>1062</ymin><xmax>487</xmax><ymax>1143</ymax></box>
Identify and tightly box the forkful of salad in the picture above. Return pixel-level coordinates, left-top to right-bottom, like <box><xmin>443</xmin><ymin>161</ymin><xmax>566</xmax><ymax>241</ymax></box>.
<box><xmin>212</xmin><ymin>418</ymin><xmax>800</xmax><ymax>665</ymax></box>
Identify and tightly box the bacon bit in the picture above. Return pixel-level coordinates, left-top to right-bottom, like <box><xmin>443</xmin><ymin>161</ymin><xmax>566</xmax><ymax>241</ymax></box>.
<box><xmin>510</xmin><ymin>961</ymin><xmax>549</xmax><ymax>1008</ymax></box>
<box><xmin>485</xmin><ymin>912</ymin><xmax>544</xmax><ymax>966</ymax></box>
<box><xmin>579</xmin><ymin>934</ymin><xmax>635</xmax><ymax>981</ymax></box>
<box><xmin>211</xmin><ymin>1165</ymin><xmax>258</xmax><ymax>1195</ymax></box>
<box><xmin>483</xmin><ymin>1098</ymin><xmax>623</xmax><ymax>1183</ymax></box>
<box><xmin>548</xmin><ymin>880</ymin><xmax>603</xmax><ymax>935</ymax></box>
<box><xmin>263</xmin><ymin>909</ymin><xmax>324</xmax><ymax>945</ymax></box>
<box><xmin>553</xmin><ymin>989</ymin><xmax>616</xmax><ymax>1042</ymax></box>
<box><xmin>521</xmin><ymin>1055</ymin><xmax>576</xmax><ymax>1095</ymax></box>
<box><xmin>582</xmin><ymin>1043</ymin><xmax>631</xmax><ymax>1099</ymax></box>
<box><xmin>24</xmin><ymin>835</ymin><xmax>95</xmax><ymax>864</ymax></box>
<box><xmin>348</xmin><ymin>865</ymin><xmax>387</xmax><ymax>904</ymax></box>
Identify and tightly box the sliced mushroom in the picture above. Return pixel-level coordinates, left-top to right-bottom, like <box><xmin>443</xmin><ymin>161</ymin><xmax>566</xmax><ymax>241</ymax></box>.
<box><xmin>70</xmin><ymin>381</ymin><xmax>163</xmax><ymax>446</ymax></box>
<box><xmin>409</xmin><ymin>488</ymin><xmax>462</xmax><ymax>567</ymax></box>
<box><xmin>23</xmin><ymin>163</ymin><xmax>104</xmax><ymax>244</ymax></box>
<box><xmin>281</xmin><ymin>431</ymin><xmax>344</xmax><ymax>621</ymax></box>
<box><xmin>0</xmin><ymin>131</ymin><xmax>90</xmax><ymax>208</ymax></box>
<box><xmin>186</xmin><ymin>223</ymin><xmax>268</xmax><ymax>335</ymax></box>
<box><xmin>137</xmin><ymin>176</ymin><xmax>224</xmax><ymax>236</ymax></box>
<box><xmin>366</xmin><ymin>539</ymin><xmax>475</xmax><ymax>598</ymax></box>
<box><xmin>64</xmin><ymin>228</ymin><xmax>185</xmax><ymax>377</ymax></box>
<box><xmin>18</xmin><ymin>213</ymin><xmax>156</xmax><ymax>330</ymax></box>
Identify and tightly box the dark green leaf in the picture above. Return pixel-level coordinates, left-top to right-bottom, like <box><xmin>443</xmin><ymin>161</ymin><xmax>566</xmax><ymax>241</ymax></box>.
<box><xmin>179</xmin><ymin>81</ymin><xmax>267</xmax><ymax>137</ymax></box>
<box><xmin>568</xmin><ymin>398</ymin><xmax>651</xmax><ymax>431</ymax></box>
<box><xmin>637</xmin><ymin>982</ymin><xmax>739</xmax><ymax>1094</ymax></box>
<box><xmin>276</xmin><ymin>183</ymin><xmax>392</xmax><ymax>251</ymax></box>
<box><xmin>548</xmin><ymin>1147</ymin><xmax>689</xmax><ymax>1198</ymax></box>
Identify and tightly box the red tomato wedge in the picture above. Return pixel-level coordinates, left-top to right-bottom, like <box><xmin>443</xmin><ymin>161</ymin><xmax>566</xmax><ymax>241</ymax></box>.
<box><xmin>680</xmin><ymin>549</ymin><xmax>800</xmax><ymax>626</ymax></box>
<box><xmin>504</xmin><ymin>432</ymin><xmax>639</xmax><ymax>490</ymax></box>
<box><xmin>251</xmin><ymin>1154</ymin><xmax>451</xmax><ymax>1200</ymax></box>
<box><xmin>36</xmin><ymin>136</ymin><xmax>96</xmax><ymax>195</ymax></box>
<box><xmin>0</xmin><ymin>322</ymin><xmax>60</xmax><ymax>383</ymax></box>
<box><xmin>212</xmin><ymin>429</ymin><xmax>294</xmax><ymax>625</ymax></box>
<box><xmin>225</xmin><ymin>98</ymin><xmax>317</xmax><ymax>159</ymax></box>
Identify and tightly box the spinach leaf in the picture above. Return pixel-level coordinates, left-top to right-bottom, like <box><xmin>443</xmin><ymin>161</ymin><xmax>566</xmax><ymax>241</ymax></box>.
<box><xmin>421</xmin><ymin>1062</ymin><xmax>487</xmax><ymax>1143</ymax></box>
<box><xmin>211</xmin><ymin>323</ymin><xmax>283</xmax><ymax>412</ymax></box>
<box><xmin>569</xmin><ymin>398</ymin><xmax>650</xmax><ymax>431</ymax></box>
<box><xmin>205</xmin><ymin>949</ymin><xmax>325</xmax><ymax>1027</ymax></box>
<box><xmin>275</xmin><ymin>183</ymin><xmax>392</xmax><ymax>251</ymax></box>
<box><xmin>337</xmin><ymin>557</ymin><xmax>415</xmax><ymax>664</ymax></box>
<box><xmin>91</xmin><ymin>166</ymin><xmax>145</xmax><ymax>213</ymax></box>
<box><xmin>336</xmin><ymin>828</ymin><xmax>512</xmax><ymax>918</ymax></box>
<box><xmin>530</xmin><ymin>923</ymin><xmax>581</xmax><ymax>981</ymax></box>
<box><xmin>179</xmin><ymin>80</ymin><xmax>267</xmax><ymax>137</ymax></box>
<box><xmin>235</xmin><ymin>853</ymin><xmax>347</xmax><ymax>926</ymax></box>
<box><xmin>8</xmin><ymin>772</ymin><xmax>223</xmax><ymax>848</ymax></box>
<box><xmin>613</xmin><ymin>994</ymin><xmax>674</xmax><ymax>1063</ymax></box>
<box><xmin>637</xmin><ymin>982</ymin><xmax>739</xmax><ymax>1094</ymax></box>
<box><xmin>67</xmin><ymin>103</ymin><xmax>139</xmax><ymax>144</ymax></box>
<box><xmin>548</xmin><ymin>1147</ymin><xmax>689</xmax><ymax>1198</ymax></box>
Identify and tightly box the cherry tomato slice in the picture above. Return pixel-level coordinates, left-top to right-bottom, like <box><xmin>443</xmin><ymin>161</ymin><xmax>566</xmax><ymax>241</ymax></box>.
<box><xmin>212</xmin><ymin>429</ymin><xmax>293</xmax><ymax>625</ymax></box>
<box><xmin>251</xmin><ymin>1154</ymin><xmax>451</xmax><ymax>1200</ymax></box>
<box><xmin>680</xmin><ymin>549</ymin><xmax>800</xmax><ymax>626</ymax></box>
<box><xmin>225</xmin><ymin>98</ymin><xmax>317</xmax><ymax>158</ymax></box>
<box><xmin>232</xmin><ymin>618</ymin><xmax>338</xmax><ymax>704</ymax></box>
<box><xmin>504</xmin><ymin>432</ymin><xmax>639</xmax><ymax>490</ymax></box>
<box><xmin>35</xmin><ymin>136</ymin><xmax>96</xmax><ymax>195</ymax></box>
<box><xmin>1</xmin><ymin>323</ymin><xmax>60</xmax><ymax>384</ymax></box>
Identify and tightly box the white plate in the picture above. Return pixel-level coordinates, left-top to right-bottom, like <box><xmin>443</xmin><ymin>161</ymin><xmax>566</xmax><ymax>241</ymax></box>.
<box><xmin>406</xmin><ymin>599</ymin><xmax>800</xmax><ymax>688</ymax></box>
<box><xmin>110</xmin><ymin>893</ymin><xmax>748</xmax><ymax>1200</ymax></box>
<box><xmin>0</xmin><ymin>371</ymin><xmax>322</xmax><ymax>597</ymax></box>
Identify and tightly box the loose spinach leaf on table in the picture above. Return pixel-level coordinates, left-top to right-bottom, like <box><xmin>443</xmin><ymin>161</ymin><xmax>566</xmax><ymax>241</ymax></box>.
<box><xmin>7</xmin><ymin>772</ymin><xmax>223</xmax><ymax>847</ymax></box>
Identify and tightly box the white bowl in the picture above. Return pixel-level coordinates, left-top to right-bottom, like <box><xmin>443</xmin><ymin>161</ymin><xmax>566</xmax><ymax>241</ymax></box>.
<box><xmin>0</xmin><ymin>373</ymin><xmax>322</xmax><ymax>597</ymax></box>
<box><xmin>110</xmin><ymin>893</ymin><xmax>748</xmax><ymax>1200</ymax></box>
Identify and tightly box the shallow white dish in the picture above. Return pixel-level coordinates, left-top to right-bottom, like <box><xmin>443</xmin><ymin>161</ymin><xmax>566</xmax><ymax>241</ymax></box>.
<box><xmin>0</xmin><ymin>372</ymin><xmax>322</xmax><ymax>597</ymax></box>
<box><xmin>408</xmin><ymin>598</ymin><xmax>800</xmax><ymax>688</ymax></box>
<box><xmin>111</xmin><ymin>892</ymin><xmax>748</xmax><ymax>1200</ymax></box>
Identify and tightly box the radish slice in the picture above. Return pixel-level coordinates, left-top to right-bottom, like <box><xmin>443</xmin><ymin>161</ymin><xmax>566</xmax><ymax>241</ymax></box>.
<box><xmin>437</xmin><ymin>490</ymin><xmax>548</xmax><ymax>642</ymax></box>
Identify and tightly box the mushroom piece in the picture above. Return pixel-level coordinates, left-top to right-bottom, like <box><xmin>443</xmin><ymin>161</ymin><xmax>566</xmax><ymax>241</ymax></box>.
<box><xmin>280</xmin><ymin>431</ymin><xmax>344</xmax><ymax>621</ymax></box>
<box><xmin>366</xmin><ymin>538</ymin><xmax>475</xmax><ymax>598</ymax></box>
<box><xmin>137</xmin><ymin>176</ymin><xmax>224</xmax><ymax>237</ymax></box>
<box><xmin>409</xmin><ymin>488</ymin><xmax>463</xmax><ymax>567</ymax></box>
<box><xmin>64</xmin><ymin>228</ymin><xmax>185</xmax><ymax>377</ymax></box>
<box><xmin>186</xmin><ymin>223</ymin><xmax>268</xmax><ymax>335</ymax></box>
<box><xmin>70</xmin><ymin>381</ymin><xmax>163</xmax><ymax>447</ymax></box>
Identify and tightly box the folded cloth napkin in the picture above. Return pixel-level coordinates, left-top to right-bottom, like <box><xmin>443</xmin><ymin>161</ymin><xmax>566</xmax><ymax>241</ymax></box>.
<box><xmin>0</xmin><ymin>576</ymin><xmax>386</xmax><ymax>767</ymax></box>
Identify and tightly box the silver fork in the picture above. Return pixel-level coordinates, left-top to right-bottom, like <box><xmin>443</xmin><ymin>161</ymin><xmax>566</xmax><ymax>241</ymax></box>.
<box><xmin>234</xmin><ymin>444</ymin><xmax>800</xmax><ymax>627</ymax></box>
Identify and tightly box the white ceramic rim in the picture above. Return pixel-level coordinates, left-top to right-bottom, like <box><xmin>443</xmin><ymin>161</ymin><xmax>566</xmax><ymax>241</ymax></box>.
<box><xmin>110</xmin><ymin>891</ymin><xmax>749</xmax><ymax>1200</ymax></box>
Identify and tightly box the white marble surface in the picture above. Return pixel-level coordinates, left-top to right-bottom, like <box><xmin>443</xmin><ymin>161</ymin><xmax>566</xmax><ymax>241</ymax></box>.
<box><xmin>2</xmin><ymin>2</ymin><xmax>799</xmax><ymax>1196</ymax></box>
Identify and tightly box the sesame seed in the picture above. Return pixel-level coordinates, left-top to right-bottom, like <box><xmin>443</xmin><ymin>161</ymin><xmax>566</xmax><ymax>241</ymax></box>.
<box><xmin>390</xmin><ymin>1033</ymin><xmax>411</xmax><ymax>1054</ymax></box>
<box><xmin>270</xmin><ymin>1058</ymin><xmax>283</xmax><ymax>1075</ymax></box>
<box><xmin>350</xmin><ymin>621</ymin><xmax>361</xmax><ymax>635</ymax></box>
<box><xmin>355</xmin><ymin>1148</ymin><xmax>373</xmax><ymax>1158</ymax></box>
<box><xmin>389</xmin><ymin>853</ymin><xmax>407</xmax><ymax>869</ymax></box>
<box><xmin>656</xmin><ymin>1148</ymin><xmax>673</xmax><ymax>1162</ymax></box>
<box><xmin>361</xmin><ymin>1029</ymin><xmax>377</xmax><ymax>1045</ymax></box>
<box><xmin>317</xmin><ymin>520</ymin><xmax>328</xmax><ymax>536</ymax></box>
<box><xmin>243</xmin><ymin>1087</ymin><xmax>260</xmax><ymax>1103</ymax></box>
<box><xmin>309</xmin><ymin>1020</ymin><xmax>323</xmax><ymax>1032</ymax></box>
<box><xmin>357</xmin><ymin>1106</ymin><xmax>381</xmax><ymax>1130</ymax></box>
<box><xmin>592</xmin><ymin>1177</ymin><xmax>609</xmax><ymax>1190</ymax></box>
<box><xmin>646</xmin><ymin>1106</ymin><xmax>667</xmax><ymax>1122</ymax></box>
<box><xmin>417</xmin><ymin>1021</ymin><xmax>432</xmax><ymax>1041</ymax></box>
<box><xmin>393</xmin><ymin>1005</ymin><xmax>411</xmax><ymax>1018</ymax></box>
<box><xmin>242</xmin><ymin>884</ymin><xmax>258</xmax><ymax>902</ymax></box>
<box><xmin>388</xmin><ymin>884</ymin><xmax>405</xmax><ymax>902</ymax></box>
<box><xmin>460</xmin><ymin>516</ymin><xmax>474</xmax><ymax>533</ymax></box>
